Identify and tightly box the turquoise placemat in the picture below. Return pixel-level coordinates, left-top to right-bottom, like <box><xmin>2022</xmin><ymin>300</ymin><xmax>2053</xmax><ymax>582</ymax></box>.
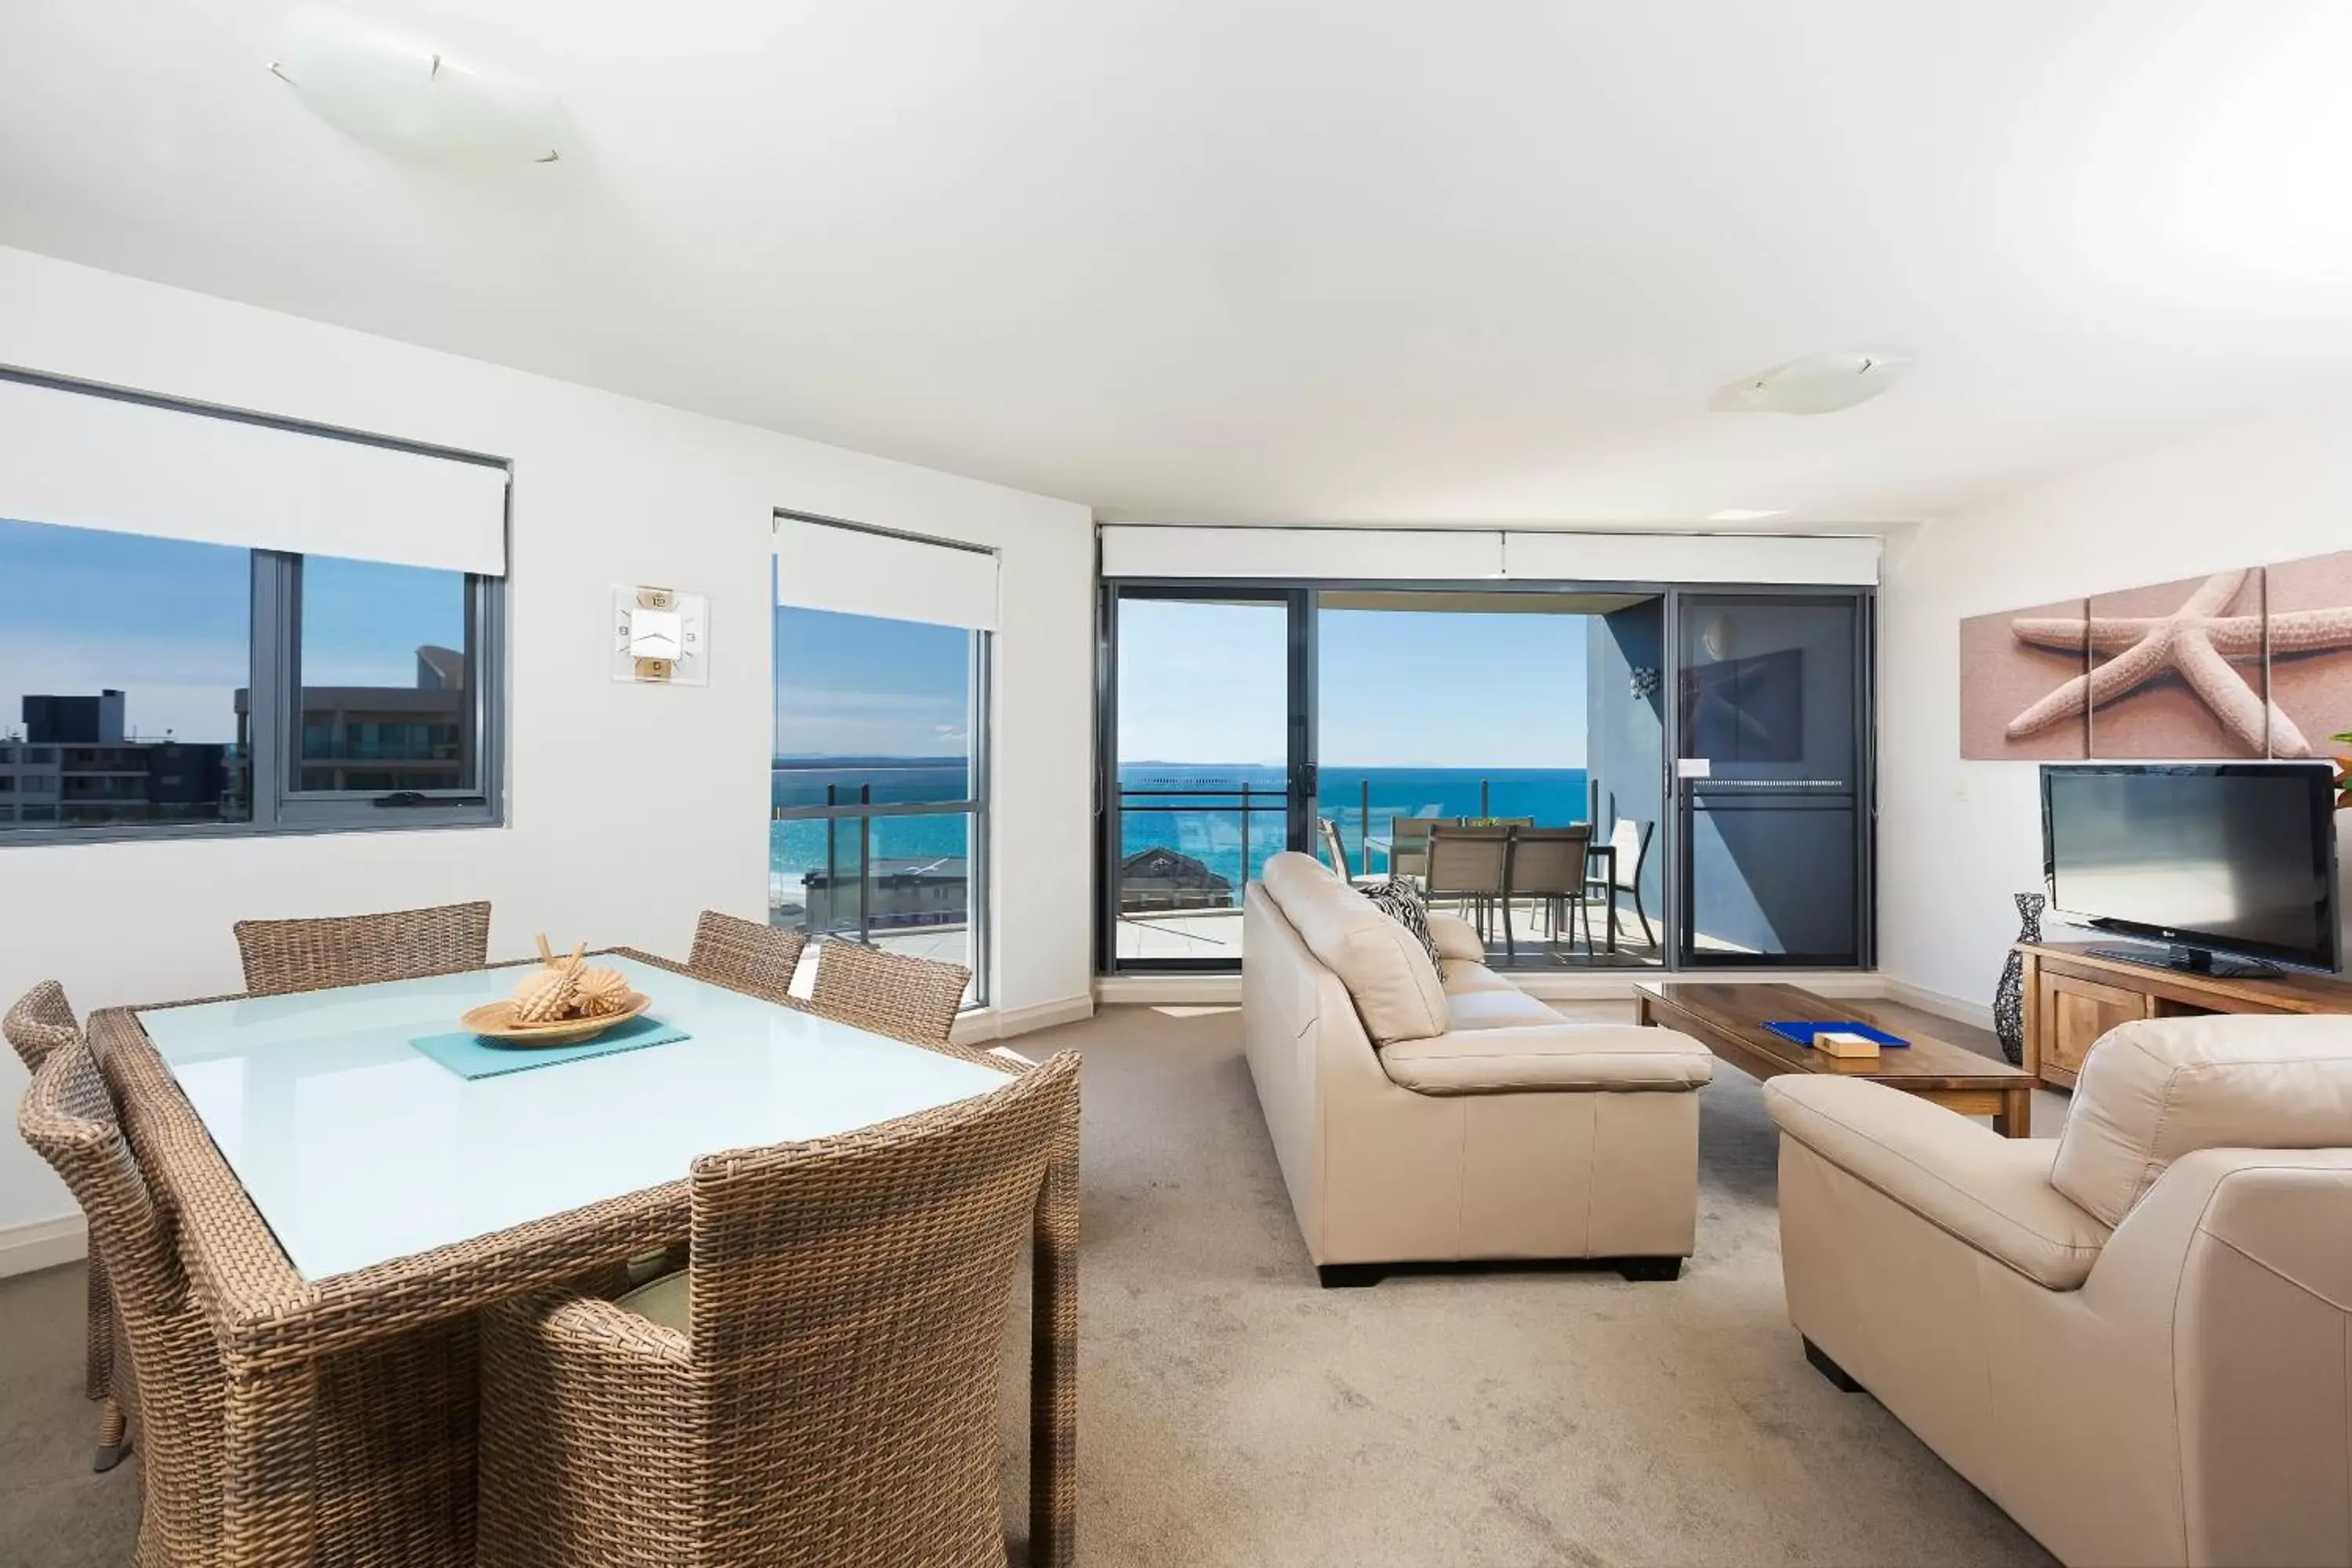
<box><xmin>410</xmin><ymin>1015</ymin><xmax>691</xmax><ymax>1080</ymax></box>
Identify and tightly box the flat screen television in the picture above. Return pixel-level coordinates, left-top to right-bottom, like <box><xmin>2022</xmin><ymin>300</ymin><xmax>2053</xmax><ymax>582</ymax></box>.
<box><xmin>2042</xmin><ymin>762</ymin><xmax>2342</xmax><ymax>977</ymax></box>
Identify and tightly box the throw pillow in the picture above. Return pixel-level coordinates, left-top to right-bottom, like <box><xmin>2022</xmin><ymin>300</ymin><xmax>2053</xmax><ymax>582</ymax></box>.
<box><xmin>1361</xmin><ymin>878</ymin><xmax>1442</xmax><ymax>967</ymax></box>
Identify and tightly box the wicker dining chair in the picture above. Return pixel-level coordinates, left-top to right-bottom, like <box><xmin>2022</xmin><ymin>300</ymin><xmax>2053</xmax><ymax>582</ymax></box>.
<box><xmin>810</xmin><ymin>940</ymin><xmax>971</xmax><ymax>1045</ymax></box>
<box><xmin>5</xmin><ymin>981</ymin><xmax>127</xmax><ymax>1472</ymax></box>
<box><xmin>233</xmin><ymin>900</ymin><xmax>493</xmax><ymax>996</ymax></box>
<box><xmin>477</xmin><ymin>1051</ymin><xmax>1080</xmax><ymax>1568</ymax></box>
<box><xmin>17</xmin><ymin>1036</ymin><xmax>227</xmax><ymax>1555</ymax></box>
<box><xmin>685</xmin><ymin>909</ymin><xmax>808</xmax><ymax>1004</ymax></box>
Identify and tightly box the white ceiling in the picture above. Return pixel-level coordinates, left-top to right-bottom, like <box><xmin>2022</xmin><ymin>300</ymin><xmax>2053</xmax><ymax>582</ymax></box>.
<box><xmin>4</xmin><ymin>1</ymin><xmax>2351</xmax><ymax>526</ymax></box>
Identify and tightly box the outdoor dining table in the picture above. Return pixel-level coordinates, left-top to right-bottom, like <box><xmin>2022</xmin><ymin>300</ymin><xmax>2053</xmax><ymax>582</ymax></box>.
<box><xmin>92</xmin><ymin>949</ymin><xmax>1077</xmax><ymax>1568</ymax></box>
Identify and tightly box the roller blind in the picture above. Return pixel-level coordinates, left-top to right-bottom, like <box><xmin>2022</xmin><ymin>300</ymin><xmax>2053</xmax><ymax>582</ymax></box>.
<box><xmin>1500</xmin><ymin>531</ymin><xmax>1879</xmax><ymax>585</ymax></box>
<box><xmin>0</xmin><ymin>376</ymin><xmax>509</xmax><ymax>575</ymax></box>
<box><xmin>1098</xmin><ymin>524</ymin><xmax>1879</xmax><ymax>586</ymax></box>
<box><xmin>1098</xmin><ymin>525</ymin><xmax>1504</xmax><ymax>580</ymax></box>
<box><xmin>773</xmin><ymin>515</ymin><xmax>999</xmax><ymax>631</ymax></box>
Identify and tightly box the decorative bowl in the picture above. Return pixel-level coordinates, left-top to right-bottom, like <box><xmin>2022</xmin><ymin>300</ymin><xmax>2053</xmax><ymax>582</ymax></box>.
<box><xmin>459</xmin><ymin>991</ymin><xmax>652</xmax><ymax>1047</ymax></box>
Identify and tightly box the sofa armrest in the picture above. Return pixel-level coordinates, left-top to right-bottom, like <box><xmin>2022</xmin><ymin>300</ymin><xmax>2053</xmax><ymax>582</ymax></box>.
<box><xmin>1425</xmin><ymin>913</ymin><xmax>1486</xmax><ymax>964</ymax></box>
<box><xmin>1381</xmin><ymin>1023</ymin><xmax>1715</xmax><ymax>1094</ymax></box>
<box><xmin>1765</xmin><ymin>1076</ymin><xmax>2111</xmax><ymax>1289</ymax></box>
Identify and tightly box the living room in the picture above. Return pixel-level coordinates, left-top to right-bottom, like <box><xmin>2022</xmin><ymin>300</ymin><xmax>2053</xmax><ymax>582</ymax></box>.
<box><xmin>3</xmin><ymin>4</ymin><xmax>2351</xmax><ymax>1566</ymax></box>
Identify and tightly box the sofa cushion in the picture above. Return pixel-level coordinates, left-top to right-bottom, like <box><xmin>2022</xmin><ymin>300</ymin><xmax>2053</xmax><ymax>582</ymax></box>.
<box><xmin>1438</xmin><ymin>959</ymin><xmax>1516</xmax><ymax>996</ymax></box>
<box><xmin>1380</xmin><ymin>1024</ymin><xmax>1715</xmax><ymax>1094</ymax></box>
<box><xmin>1261</xmin><ymin>852</ymin><xmax>1450</xmax><ymax>1045</ymax></box>
<box><xmin>2051</xmin><ymin>1014</ymin><xmax>2352</xmax><ymax>1228</ymax></box>
<box><xmin>1442</xmin><ymin>989</ymin><xmax>1566</xmax><ymax>1032</ymax></box>
<box><xmin>1360</xmin><ymin>879</ymin><xmax>1442</xmax><ymax>965</ymax></box>
<box><xmin>1426</xmin><ymin>913</ymin><xmax>1487</xmax><ymax>965</ymax></box>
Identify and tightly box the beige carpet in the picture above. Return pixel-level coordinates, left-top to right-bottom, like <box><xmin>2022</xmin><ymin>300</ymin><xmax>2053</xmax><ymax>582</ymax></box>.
<box><xmin>2</xmin><ymin>1000</ymin><xmax>2056</xmax><ymax>1567</ymax></box>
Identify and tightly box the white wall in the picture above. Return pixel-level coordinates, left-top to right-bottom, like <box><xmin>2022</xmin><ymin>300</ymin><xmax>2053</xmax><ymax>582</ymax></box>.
<box><xmin>0</xmin><ymin>246</ymin><xmax>1096</xmax><ymax>1237</ymax></box>
<box><xmin>1879</xmin><ymin>404</ymin><xmax>2352</xmax><ymax>1014</ymax></box>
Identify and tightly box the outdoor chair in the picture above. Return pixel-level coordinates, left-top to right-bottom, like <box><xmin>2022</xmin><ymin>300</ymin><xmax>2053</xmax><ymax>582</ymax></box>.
<box><xmin>1586</xmin><ymin>818</ymin><xmax>1657</xmax><ymax>949</ymax></box>
<box><xmin>1317</xmin><ymin>818</ymin><xmax>1383</xmax><ymax>886</ymax></box>
<box><xmin>1422</xmin><ymin>822</ymin><xmax>1511</xmax><ymax>939</ymax></box>
<box><xmin>1503</xmin><ymin>825</ymin><xmax>1594</xmax><ymax>961</ymax></box>
<box><xmin>1387</xmin><ymin>816</ymin><xmax>1439</xmax><ymax>884</ymax></box>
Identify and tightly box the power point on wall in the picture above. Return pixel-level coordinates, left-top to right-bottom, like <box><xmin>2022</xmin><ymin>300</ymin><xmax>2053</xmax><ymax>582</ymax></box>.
<box><xmin>1951</xmin><ymin>778</ymin><xmax>1972</xmax><ymax>803</ymax></box>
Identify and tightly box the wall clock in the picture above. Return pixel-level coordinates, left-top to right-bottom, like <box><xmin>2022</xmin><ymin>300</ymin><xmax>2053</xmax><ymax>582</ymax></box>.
<box><xmin>612</xmin><ymin>585</ymin><xmax>709</xmax><ymax>685</ymax></box>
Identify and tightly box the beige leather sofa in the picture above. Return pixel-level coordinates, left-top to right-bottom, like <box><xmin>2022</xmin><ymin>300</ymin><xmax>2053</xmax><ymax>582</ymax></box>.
<box><xmin>1243</xmin><ymin>851</ymin><xmax>1715</xmax><ymax>1286</ymax></box>
<box><xmin>1767</xmin><ymin>1013</ymin><xmax>2352</xmax><ymax>1568</ymax></box>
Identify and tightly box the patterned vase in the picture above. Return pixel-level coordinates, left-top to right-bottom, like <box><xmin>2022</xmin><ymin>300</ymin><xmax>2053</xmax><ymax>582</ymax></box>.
<box><xmin>1992</xmin><ymin>891</ymin><xmax>2044</xmax><ymax>1065</ymax></box>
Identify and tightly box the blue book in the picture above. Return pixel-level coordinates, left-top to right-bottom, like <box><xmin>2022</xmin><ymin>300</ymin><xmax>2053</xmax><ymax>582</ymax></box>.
<box><xmin>1762</xmin><ymin>1020</ymin><xmax>1909</xmax><ymax>1049</ymax></box>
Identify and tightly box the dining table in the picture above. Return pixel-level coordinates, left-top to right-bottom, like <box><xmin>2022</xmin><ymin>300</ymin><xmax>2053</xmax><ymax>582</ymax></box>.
<box><xmin>93</xmin><ymin>948</ymin><xmax>1078</xmax><ymax>1568</ymax></box>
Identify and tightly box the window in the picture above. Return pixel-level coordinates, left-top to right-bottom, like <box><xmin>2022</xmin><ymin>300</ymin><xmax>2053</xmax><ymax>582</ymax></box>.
<box><xmin>770</xmin><ymin>606</ymin><xmax>985</xmax><ymax>1004</ymax></box>
<box><xmin>0</xmin><ymin>516</ymin><xmax>503</xmax><ymax>840</ymax></box>
<box><xmin>292</xmin><ymin>556</ymin><xmax>477</xmax><ymax>796</ymax></box>
<box><xmin>770</xmin><ymin>515</ymin><xmax>996</xmax><ymax>1007</ymax></box>
<box><xmin>0</xmin><ymin>519</ymin><xmax>252</xmax><ymax>832</ymax></box>
<box><xmin>0</xmin><ymin>372</ymin><xmax>510</xmax><ymax>843</ymax></box>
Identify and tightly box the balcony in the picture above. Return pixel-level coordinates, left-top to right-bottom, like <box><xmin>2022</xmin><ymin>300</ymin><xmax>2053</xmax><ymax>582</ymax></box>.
<box><xmin>1112</xmin><ymin>779</ymin><xmax>1666</xmax><ymax>969</ymax></box>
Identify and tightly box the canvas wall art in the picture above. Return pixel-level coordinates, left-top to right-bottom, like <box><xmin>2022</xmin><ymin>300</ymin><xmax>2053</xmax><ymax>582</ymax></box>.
<box><xmin>2263</xmin><ymin>547</ymin><xmax>2352</xmax><ymax>757</ymax></box>
<box><xmin>1958</xmin><ymin>597</ymin><xmax>2088</xmax><ymax>760</ymax></box>
<box><xmin>1958</xmin><ymin>547</ymin><xmax>2352</xmax><ymax>760</ymax></box>
<box><xmin>2085</xmin><ymin>569</ymin><xmax>2267</xmax><ymax>759</ymax></box>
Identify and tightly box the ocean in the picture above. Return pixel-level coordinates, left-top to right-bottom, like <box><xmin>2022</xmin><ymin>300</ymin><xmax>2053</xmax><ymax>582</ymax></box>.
<box><xmin>769</xmin><ymin>760</ymin><xmax>1590</xmax><ymax>906</ymax></box>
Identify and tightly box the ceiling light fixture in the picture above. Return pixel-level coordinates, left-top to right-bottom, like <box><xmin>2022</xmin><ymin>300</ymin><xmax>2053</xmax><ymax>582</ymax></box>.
<box><xmin>1708</xmin><ymin>509</ymin><xmax>1787</xmax><ymax>523</ymax></box>
<box><xmin>1711</xmin><ymin>351</ymin><xmax>1911</xmax><ymax>416</ymax></box>
<box><xmin>270</xmin><ymin>8</ymin><xmax>564</xmax><ymax>171</ymax></box>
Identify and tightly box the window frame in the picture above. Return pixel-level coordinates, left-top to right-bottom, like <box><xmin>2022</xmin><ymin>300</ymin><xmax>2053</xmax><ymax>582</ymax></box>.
<box><xmin>0</xmin><ymin>539</ymin><xmax>506</xmax><ymax>846</ymax></box>
<box><xmin>265</xmin><ymin>552</ymin><xmax>504</xmax><ymax>830</ymax></box>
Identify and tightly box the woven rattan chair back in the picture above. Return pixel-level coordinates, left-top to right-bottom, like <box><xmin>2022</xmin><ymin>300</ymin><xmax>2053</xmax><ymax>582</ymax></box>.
<box><xmin>692</xmin><ymin>1051</ymin><xmax>1077</xmax><ymax>1564</ymax></box>
<box><xmin>18</xmin><ymin>1038</ymin><xmax>225</xmax><ymax>1558</ymax></box>
<box><xmin>3</xmin><ymin>978</ymin><xmax>77</xmax><ymax>1072</ymax></box>
<box><xmin>685</xmin><ymin>910</ymin><xmax>808</xmax><ymax>1003</ymax></box>
<box><xmin>6</xmin><ymin>980</ymin><xmax>125</xmax><ymax>1459</ymax></box>
<box><xmin>233</xmin><ymin>900</ymin><xmax>492</xmax><ymax>996</ymax></box>
<box><xmin>477</xmin><ymin>1053</ymin><xmax>1078</xmax><ymax>1568</ymax></box>
<box><xmin>809</xmin><ymin>940</ymin><xmax>970</xmax><ymax>1045</ymax></box>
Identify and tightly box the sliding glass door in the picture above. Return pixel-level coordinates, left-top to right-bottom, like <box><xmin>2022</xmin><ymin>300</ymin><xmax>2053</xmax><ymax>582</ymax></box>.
<box><xmin>1102</xmin><ymin>590</ymin><xmax>1309</xmax><ymax>969</ymax></box>
<box><xmin>1671</xmin><ymin>591</ymin><xmax>1870</xmax><ymax>967</ymax></box>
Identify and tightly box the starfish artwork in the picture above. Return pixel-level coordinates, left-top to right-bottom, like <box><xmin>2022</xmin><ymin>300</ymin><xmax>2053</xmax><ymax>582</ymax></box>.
<box><xmin>2003</xmin><ymin>569</ymin><xmax>2352</xmax><ymax>757</ymax></box>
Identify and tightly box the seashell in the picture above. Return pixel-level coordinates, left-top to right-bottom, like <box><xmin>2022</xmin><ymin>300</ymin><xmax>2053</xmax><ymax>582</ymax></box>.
<box><xmin>572</xmin><ymin>967</ymin><xmax>631</xmax><ymax>1018</ymax></box>
<box><xmin>512</xmin><ymin>966</ymin><xmax>575</xmax><ymax>1024</ymax></box>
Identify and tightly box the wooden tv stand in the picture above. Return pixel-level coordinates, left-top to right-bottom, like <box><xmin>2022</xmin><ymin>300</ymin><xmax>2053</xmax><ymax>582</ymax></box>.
<box><xmin>2017</xmin><ymin>942</ymin><xmax>2352</xmax><ymax>1089</ymax></box>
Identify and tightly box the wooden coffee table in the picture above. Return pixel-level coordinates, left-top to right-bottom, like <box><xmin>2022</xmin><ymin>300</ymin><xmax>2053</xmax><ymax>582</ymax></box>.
<box><xmin>1635</xmin><ymin>981</ymin><xmax>2035</xmax><ymax>1138</ymax></box>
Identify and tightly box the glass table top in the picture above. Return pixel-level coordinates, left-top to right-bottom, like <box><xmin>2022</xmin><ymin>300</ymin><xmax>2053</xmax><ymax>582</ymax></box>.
<box><xmin>136</xmin><ymin>956</ymin><xmax>1014</xmax><ymax>1281</ymax></box>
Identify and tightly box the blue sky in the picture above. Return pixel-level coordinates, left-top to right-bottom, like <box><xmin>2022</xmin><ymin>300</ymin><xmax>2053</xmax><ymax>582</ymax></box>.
<box><xmin>1116</xmin><ymin>601</ymin><xmax>1589</xmax><ymax>768</ymax></box>
<box><xmin>0</xmin><ymin>518</ymin><xmax>463</xmax><ymax>743</ymax></box>
<box><xmin>775</xmin><ymin>605</ymin><xmax>971</xmax><ymax>758</ymax></box>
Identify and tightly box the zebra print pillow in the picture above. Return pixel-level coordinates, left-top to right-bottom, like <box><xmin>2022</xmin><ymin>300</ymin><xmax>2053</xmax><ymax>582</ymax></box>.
<box><xmin>1360</xmin><ymin>878</ymin><xmax>1442</xmax><ymax>966</ymax></box>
